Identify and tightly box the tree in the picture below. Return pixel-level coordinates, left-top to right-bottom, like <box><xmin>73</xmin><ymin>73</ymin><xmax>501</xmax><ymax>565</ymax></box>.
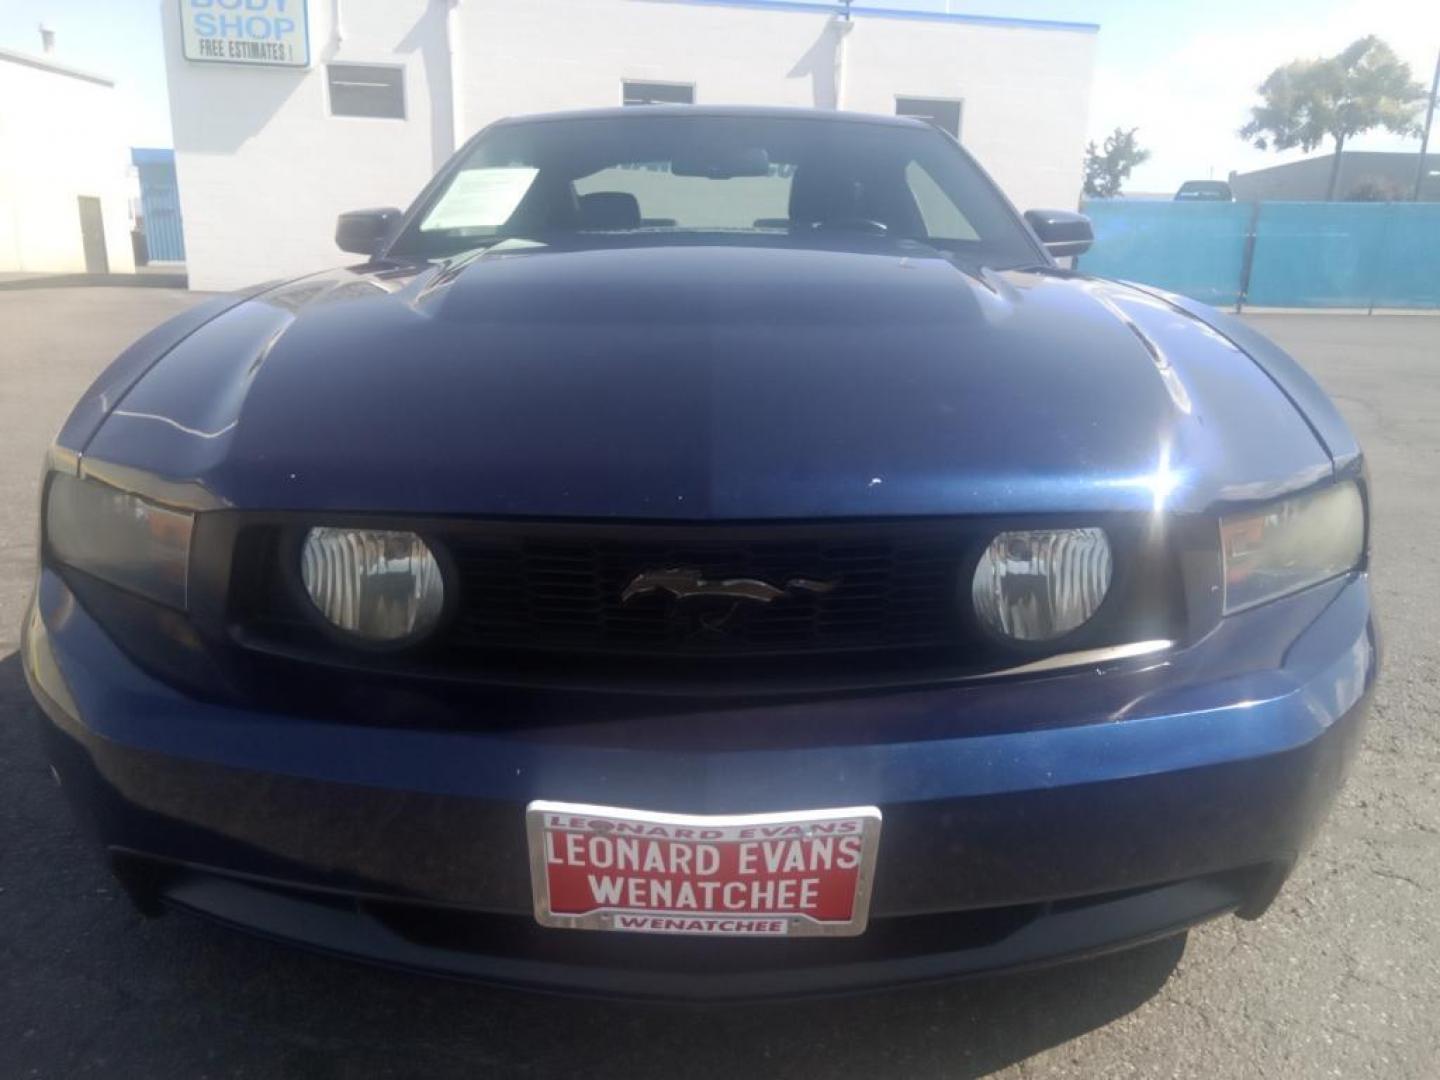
<box><xmin>1240</xmin><ymin>36</ymin><xmax>1426</xmax><ymax>200</ymax></box>
<box><xmin>1083</xmin><ymin>127</ymin><xmax>1151</xmax><ymax>198</ymax></box>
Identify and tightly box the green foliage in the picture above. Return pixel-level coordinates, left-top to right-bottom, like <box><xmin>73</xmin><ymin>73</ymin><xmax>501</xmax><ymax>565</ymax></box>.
<box><xmin>1240</xmin><ymin>36</ymin><xmax>1426</xmax><ymax>199</ymax></box>
<box><xmin>1083</xmin><ymin>127</ymin><xmax>1151</xmax><ymax>198</ymax></box>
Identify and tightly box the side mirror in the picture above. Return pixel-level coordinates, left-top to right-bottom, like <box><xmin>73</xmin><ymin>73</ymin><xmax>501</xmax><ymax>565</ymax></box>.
<box><xmin>1024</xmin><ymin>209</ymin><xmax>1093</xmax><ymax>258</ymax></box>
<box><xmin>335</xmin><ymin>207</ymin><xmax>403</xmax><ymax>256</ymax></box>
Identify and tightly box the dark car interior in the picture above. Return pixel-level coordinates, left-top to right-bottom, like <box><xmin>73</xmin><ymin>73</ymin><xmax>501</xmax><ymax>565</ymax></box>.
<box><xmin>391</xmin><ymin>115</ymin><xmax>1035</xmax><ymax>266</ymax></box>
<box><xmin>502</xmin><ymin>156</ymin><xmax>927</xmax><ymax>239</ymax></box>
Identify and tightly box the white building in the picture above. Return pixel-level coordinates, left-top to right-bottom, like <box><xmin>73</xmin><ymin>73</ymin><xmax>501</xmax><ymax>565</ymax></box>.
<box><xmin>0</xmin><ymin>45</ymin><xmax>136</xmax><ymax>276</ymax></box>
<box><xmin>162</xmin><ymin>0</ymin><xmax>1098</xmax><ymax>292</ymax></box>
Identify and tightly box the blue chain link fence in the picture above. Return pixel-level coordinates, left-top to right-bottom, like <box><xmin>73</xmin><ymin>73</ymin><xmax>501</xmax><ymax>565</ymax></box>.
<box><xmin>1076</xmin><ymin>199</ymin><xmax>1440</xmax><ymax>310</ymax></box>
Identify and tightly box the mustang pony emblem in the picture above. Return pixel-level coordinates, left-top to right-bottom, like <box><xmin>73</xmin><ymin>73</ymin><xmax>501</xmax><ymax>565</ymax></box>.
<box><xmin>621</xmin><ymin>568</ymin><xmax>838</xmax><ymax>605</ymax></box>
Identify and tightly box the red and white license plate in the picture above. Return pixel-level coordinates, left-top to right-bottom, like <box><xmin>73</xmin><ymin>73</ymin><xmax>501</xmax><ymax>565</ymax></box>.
<box><xmin>526</xmin><ymin>800</ymin><xmax>882</xmax><ymax>937</ymax></box>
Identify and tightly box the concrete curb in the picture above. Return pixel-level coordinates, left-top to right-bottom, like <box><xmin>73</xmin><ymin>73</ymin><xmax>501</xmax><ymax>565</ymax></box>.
<box><xmin>1241</xmin><ymin>306</ymin><xmax>1440</xmax><ymax>316</ymax></box>
<box><xmin>0</xmin><ymin>271</ymin><xmax>188</xmax><ymax>291</ymax></box>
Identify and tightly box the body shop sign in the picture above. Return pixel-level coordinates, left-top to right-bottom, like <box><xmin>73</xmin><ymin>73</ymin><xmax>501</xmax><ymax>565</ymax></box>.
<box><xmin>180</xmin><ymin>0</ymin><xmax>310</xmax><ymax>67</ymax></box>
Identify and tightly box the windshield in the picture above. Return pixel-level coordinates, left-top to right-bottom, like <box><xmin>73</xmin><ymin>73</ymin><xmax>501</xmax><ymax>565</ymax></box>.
<box><xmin>389</xmin><ymin>114</ymin><xmax>1040</xmax><ymax>267</ymax></box>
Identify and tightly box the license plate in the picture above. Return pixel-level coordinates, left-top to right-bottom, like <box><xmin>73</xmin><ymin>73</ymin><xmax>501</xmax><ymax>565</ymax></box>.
<box><xmin>526</xmin><ymin>800</ymin><xmax>882</xmax><ymax>938</ymax></box>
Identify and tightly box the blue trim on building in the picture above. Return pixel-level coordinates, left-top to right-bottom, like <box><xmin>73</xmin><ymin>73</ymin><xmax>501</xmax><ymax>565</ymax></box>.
<box><xmin>131</xmin><ymin>147</ymin><xmax>175</xmax><ymax>168</ymax></box>
<box><xmin>130</xmin><ymin>148</ymin><xmax>186</xmax><ymax>263</ymax></box>
<box><xmin>646</xmin><ymin>0</ymin><xmax>1098</xmax><ymax>32</ymax></box>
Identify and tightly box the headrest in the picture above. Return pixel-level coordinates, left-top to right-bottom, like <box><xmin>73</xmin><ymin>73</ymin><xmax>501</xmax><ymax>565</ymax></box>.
<box><xmin>788</xmin><ymin>167</ymin><xmax>862</xmax><ymax>226</ymax></box>
<box><xmin>578</xmin><ymin>191</ymin><xmax>642</xmax><ymax>230</ymax></box>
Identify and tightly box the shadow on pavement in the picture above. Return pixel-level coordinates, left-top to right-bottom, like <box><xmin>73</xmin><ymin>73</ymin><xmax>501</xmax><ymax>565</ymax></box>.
<box><xmin>0</xmin><ymin>651</ymin><xmax>1182</xmax><ymax>1079</ymax></box>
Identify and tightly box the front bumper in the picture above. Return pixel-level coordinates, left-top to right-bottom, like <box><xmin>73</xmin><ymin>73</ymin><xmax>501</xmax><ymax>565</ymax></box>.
<box><xmin>23</xmin><ymin>567</ymin><xmax>1377</xmax><ymax>999</ymax></box>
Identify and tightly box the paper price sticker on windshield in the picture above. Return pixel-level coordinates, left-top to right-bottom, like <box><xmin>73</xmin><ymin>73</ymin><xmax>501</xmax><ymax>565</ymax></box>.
<box><xmin>526</xmin><ymin>801</ymin><xmax>882</xmax><ymax>937</ymax></box>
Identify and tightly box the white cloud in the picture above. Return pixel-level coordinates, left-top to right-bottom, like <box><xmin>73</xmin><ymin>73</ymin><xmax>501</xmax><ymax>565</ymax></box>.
<box><xmin>1088</xmin><ymin>1</ymin><xmax>1440</xmax><ymax>193</ymax></box>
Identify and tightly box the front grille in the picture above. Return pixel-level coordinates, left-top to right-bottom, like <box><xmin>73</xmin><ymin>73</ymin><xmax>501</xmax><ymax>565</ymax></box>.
<box><xmin>447</xmin><ymin>531</ymin><xmax>963</xmax><ymax>656</ymax></box>
<box><xmin>222</xmin><ymin>515</ymin><xmax>1175</xmax><ymax>691</ymax></box>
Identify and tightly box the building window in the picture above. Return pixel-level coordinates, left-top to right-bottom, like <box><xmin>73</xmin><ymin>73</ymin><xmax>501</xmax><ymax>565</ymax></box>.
<box><xmin>623</xmin><ymin>80</ymin><xmax>694</xmax><ymax>106</ymax></box>
<box><xmin>896</xmin><ymin>97</ymin><xmax>962</xmax><ymax>139</ymax></box>
<box><xmin>328</xmin><ymin>63</ymin><xmax>405</xmax><ymax>119</ymax></box>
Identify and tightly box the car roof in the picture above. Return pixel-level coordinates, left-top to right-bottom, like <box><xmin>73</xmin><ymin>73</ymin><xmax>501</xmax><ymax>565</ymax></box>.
<box><xmin>489</xmin><ymin>105</ymin><xmax>933</xmax><ymax>130</ymax></box>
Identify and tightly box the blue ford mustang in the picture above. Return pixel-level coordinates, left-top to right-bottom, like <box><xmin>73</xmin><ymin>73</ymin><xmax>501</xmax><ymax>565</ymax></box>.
<box><xmin>23</xmin><ymin>108</ymin><xmax>1377</xmax><ymax>999</ymax></box>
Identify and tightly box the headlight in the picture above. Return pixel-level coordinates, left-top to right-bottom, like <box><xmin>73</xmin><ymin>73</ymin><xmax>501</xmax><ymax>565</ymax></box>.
<box><xmin>45</xmin><ymin>472</ymin><xmax>193</xmax><ymax>609</ymax></box>
<box><xmin>300</xmin><ymin>527</ymin><xmax>444</xmax><ymax>643</ymax></box>
<box><xmin>1220</xmin><ymin>481</ymin><xmax>1364</xmax><ymax>614</ymax></box>
<box><xmin>971</xmin><ymin>527</ymin><xmax>1112</xmax><ymax>642</ymax></box>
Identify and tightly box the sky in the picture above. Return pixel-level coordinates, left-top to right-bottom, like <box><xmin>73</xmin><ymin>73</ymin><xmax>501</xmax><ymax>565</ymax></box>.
<box><xmin>0</xmin><ymin>0</ymin><xmax>1436</xmax><ymax>192</ymax></box>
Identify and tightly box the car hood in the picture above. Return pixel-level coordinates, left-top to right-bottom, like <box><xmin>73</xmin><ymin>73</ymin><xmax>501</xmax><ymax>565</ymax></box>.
<box><xmin>84</xmin><ymin>242</ymin><xmax>1332</xmax><ymax>518</ymax></box>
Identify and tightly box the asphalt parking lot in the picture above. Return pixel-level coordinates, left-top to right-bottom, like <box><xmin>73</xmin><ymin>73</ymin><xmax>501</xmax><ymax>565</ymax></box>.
<box><xmin>1</xmin><ymin>287</ymin><xmax>1436</xmax><ymax>1078</ymax></box>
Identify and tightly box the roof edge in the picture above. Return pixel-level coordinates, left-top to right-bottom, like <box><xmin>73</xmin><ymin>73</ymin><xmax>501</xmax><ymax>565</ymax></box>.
<box><xmin>490</xmin><ymin>104</ymin><xmax>936</xmax><ymax>126</ymax></box>
<box><xmin>641</xmin><ymin>0</ymin><xmax>1099</xmax><ymax>33</ymax></box>
<box><xmin>0</xmin><ymin>45</ymin><xmax>114</xmax><ymax>87</ymax></box>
